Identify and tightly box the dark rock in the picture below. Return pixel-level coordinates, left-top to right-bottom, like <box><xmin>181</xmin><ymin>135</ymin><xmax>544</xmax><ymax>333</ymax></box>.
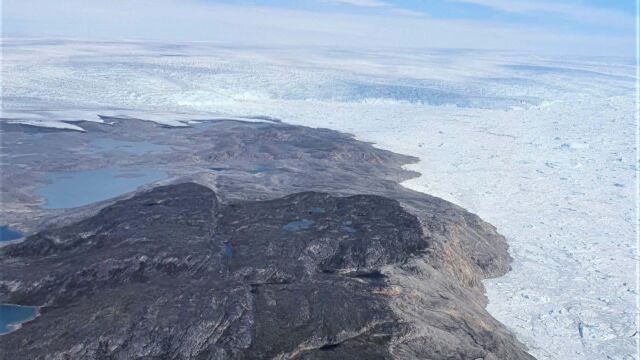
<box><xmin>0</xmin><ymin>183</ymin><xmax>532</xmax><ymax>359</ymax></box>
<box><xmin>0</xmin><ymin>119</ymin><xmax>534</xmax><ymax>359</ymax></box>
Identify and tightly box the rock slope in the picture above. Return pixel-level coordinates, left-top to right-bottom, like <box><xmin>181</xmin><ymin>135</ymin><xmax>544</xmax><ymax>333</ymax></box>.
<box><xmin>0</xmin><ymin>119</ymin><xmax>534</xmax><ymax>359</ymax></box>
<box><xmin>1</xmin><ymin>182</ymin><xmax>532</xmax><ymax>359</ymax></box>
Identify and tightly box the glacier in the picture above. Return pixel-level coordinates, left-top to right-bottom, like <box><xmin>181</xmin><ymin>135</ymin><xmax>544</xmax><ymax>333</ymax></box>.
<box><xmin>1</xmin><ymin>38</ymin><xmax>637</xmax><ymax>359</ymax></box>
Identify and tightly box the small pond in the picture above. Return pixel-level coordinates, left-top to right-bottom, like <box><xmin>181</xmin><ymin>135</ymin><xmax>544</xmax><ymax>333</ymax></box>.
<box><xmin>283</xmin><ymin>219</ymin><xmax>315</xmax><ymax>232</ymax></box>
<box><xmin>0</xmin><ymin>226</ymin><xmax>23</xmax><ymax>242</ymax></box>
<box><xmin>0</xmin><ymin>304</ymin><xmax>37</xmax><ymax>335</ymax></box>
<box><xmin>340</xmin><ymin>220</ymin><xmax>357</xmax><ymax>233</ymax></box>
<box><xmin>223</xmin><ymin>243</ymin><xmax>233</xmax><ymax>257</ymax></box>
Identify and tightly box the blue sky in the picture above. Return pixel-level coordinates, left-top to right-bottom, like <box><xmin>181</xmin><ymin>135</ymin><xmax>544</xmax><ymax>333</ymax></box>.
<box><xmin>2</xmin><ymin>0</ymin><xmax>635</xmax><ymax>55</ymax></box>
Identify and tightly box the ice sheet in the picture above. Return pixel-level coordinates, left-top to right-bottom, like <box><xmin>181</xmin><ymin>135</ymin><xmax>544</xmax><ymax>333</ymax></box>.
<box><xmin>1</xmin><ymin>38</ymin><xmax>636</xmax><ymax>359</ymax></box>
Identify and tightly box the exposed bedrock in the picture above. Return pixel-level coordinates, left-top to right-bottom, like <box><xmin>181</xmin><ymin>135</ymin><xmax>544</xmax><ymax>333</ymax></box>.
<box><xmin>0</xmin><ymin>120</ymin><xmax>532</xmax><ymax>359</ymax></box>
<box><xmin>1</xmin><ymin>183</ymin><xmax>532</xmax><ymax>359</ymax></box>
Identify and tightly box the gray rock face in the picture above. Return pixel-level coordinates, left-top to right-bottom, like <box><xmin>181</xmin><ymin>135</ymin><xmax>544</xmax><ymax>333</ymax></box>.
<box><xmin>0</xmin><ymin>120</ymin><xmax>534</xmax><ymax>359</ymax></box>
<box><xmin>0</xmin><ymin>183</ymin><xmax>532</xmax><ymax>359</ymax></box>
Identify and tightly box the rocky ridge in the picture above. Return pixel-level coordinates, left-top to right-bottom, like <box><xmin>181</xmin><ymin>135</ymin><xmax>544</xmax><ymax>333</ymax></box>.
<box><xmin>0</xmin><ymin>120</ymin><xmax>534</xmax><ymax>359</ymax></box>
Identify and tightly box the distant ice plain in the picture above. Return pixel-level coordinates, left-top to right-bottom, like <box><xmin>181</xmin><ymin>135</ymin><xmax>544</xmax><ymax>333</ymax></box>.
<box><xmin>1</xmin><ymin>39</ymin><xmax>637</xmax><ymax>359</ymax></box>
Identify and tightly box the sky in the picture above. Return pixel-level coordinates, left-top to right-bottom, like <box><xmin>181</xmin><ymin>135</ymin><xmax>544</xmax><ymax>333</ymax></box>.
<box><xmin>1</xmin><ymin>0</ymin><xmax>636</xmax><ymax>56</ymax></box>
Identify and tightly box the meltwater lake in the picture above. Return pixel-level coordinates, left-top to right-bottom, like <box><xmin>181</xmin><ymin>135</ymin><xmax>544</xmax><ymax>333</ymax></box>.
<box><xmin>0</xmin><ymin>304</ymin><xmax>37</xmax><ymax>335</ymax></box>
<box><xmin>37</xmin><ymin>168</ymin><xmax>167</xmax><ymax>209</ymax></box>
<box><xmin>0</xmin><ymin>225</ymin><xmax>23</xmax><ymax>242</ymax></box>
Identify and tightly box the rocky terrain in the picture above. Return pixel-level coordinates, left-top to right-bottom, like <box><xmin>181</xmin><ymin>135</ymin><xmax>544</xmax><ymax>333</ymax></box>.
<box><xmin>0</xmin><ymin>119</ymin><xmax>534</xmax><ymax>359</ymax></box>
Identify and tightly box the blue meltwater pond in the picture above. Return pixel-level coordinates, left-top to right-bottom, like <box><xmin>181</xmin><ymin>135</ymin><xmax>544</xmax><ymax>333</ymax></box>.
<box><xmin>0</xmin><ymin>304</ymin><xmax>38</xmax><ymax>335</ymax></box>
<box><xmin>0</xmin><ymin>225</ymin><xmax>23</xmax><ymax>242</ymax></box>
<box><xmin>37</xmin><ymin>168</ymin><xmax>167</xmax><ymax>209</ymax></box>
<box><xmin>283</xmin><ymin>219</ymin><xmax>315</xmax><ymax>231</ymax></box>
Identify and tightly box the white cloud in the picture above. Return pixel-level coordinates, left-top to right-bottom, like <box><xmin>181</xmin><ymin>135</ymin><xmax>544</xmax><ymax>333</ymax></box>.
<box><xmin>448</xmin><ymin>0</ymin><xmax>634</xmax><ymax>30</ymax></box>
<box><xmin>320</xmin><ymin>0</ymin><xmax>426</xmax><ymax>16</ymax></box>
<box><xmin>389</xmin><ymin>8</ymin><xmax>427</xmax><ymax>17</ymax></box>
<box><xmin>320</xmin><ymin>0</ymin><xmax>390</xmax><ymax>7</ymax></box>
<box><xmin>1</xmin><ymin>0</ymin><xmax>633</xmax><ymax>56</ymax></box>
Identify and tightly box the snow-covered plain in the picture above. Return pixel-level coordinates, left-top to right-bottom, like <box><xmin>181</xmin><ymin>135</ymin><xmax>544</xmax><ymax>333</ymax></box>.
<box><xmin>2</xmin><ymin>38</ymin><xmax>637</xmax><ymax>359</ymax></box>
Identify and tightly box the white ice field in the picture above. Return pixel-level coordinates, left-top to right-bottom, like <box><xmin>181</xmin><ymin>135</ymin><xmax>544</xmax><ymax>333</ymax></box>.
<box><xmin>2</xmin><ymin>38</ymin><xmax>638</xmax><ymax>359</ymax></box>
